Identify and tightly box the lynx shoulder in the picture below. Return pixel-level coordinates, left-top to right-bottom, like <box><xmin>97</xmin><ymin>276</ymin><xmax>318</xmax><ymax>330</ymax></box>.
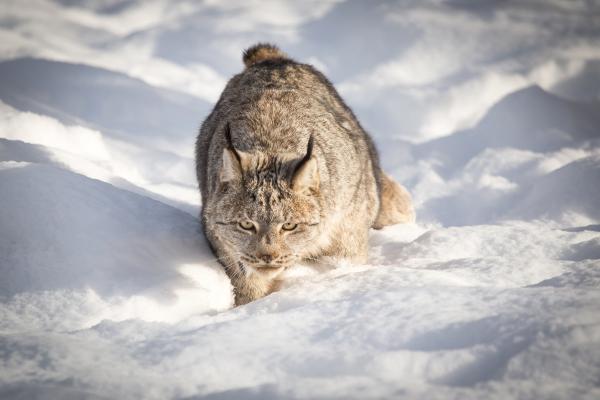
<box><xmin>195</xmin><ymin>44</ymin><xmax>414</xmax><ymax>305</ymax></box>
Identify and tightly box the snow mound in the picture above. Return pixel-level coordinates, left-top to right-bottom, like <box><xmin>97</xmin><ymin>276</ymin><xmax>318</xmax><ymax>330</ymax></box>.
<box><xmin>0</xmin><ymin>58</ymin><xmax>211</xmax><ymax>157</ymax></box>
<box><xmin>1</xmin><ymin>157</ymin><xmax>598</xmax><ymax>399</ymax></box>
<box><xmin>415</xmin><ymin>86</ymin><xmax>600</xmax><ymax>174</ymax></box>
<box><xmin>0</xmin><ymin>102</ymin><xmax>201</xmax><ymax>213</ymax></box>
<box><xmin>0</xmin><ymin>162</ymin><xmax>232</xmax><ymax>331</ymax></box>
<box><xmin>506</xmin><ymin>155</ymin><xmax>600</xmax><ymax>224</ymax></box>
<box><xmin>1</xmin><ymin>215</ymin><xmax>599</xmax><ymax>398</ymax></box>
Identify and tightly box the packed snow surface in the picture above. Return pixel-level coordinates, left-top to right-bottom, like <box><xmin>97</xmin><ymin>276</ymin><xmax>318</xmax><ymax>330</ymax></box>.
<box><xmin>1</xmin><ymin>1</ymin><xmax>600</xmax><ymax>399</ymax></box>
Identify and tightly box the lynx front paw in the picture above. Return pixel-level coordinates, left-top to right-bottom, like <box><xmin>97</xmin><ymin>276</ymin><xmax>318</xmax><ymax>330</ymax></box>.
<box><xmin>232</xmin><ymin>273</ymin><xmax>278</xmax><ymax>306</ymax></box>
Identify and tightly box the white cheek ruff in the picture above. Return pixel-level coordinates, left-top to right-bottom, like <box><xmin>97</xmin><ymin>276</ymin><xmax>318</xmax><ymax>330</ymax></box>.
<box><xmin>243</xmin><ymin>263</ymin><xmax>255</xmax><ymax>277</ymax></box>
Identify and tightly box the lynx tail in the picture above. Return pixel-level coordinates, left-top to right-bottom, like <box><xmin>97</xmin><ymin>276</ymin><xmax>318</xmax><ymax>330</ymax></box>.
<box><xmin>373</xmin><ymin>172</ymin><xmax>416</xmax><ymax>229</ymax></box>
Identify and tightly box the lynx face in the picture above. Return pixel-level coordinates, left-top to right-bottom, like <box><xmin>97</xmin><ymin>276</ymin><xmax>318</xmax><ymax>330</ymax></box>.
<box><xmin>210</xmin><ymin>131</ymin><xmax>321</xmax><ymax>275</ymax></box>
<box><xmin>213</xmin><ymin>184</ymin><xmax>320</xmax><ymax>274</ymax></box>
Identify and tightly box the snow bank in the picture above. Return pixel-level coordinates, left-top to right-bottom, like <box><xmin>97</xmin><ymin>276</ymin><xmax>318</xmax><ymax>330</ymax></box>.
<box><xmin>1</xmin><ymin>214</ymin><xmax>599</xmax><ymax>399</ymax></box>
<box><xmin>0</xmin><ymin>101</ymin><xmax>201</xmax><ymax>213</ymax></box>
<box><xmin>0</xmin><ymin>162</ymin><xmax>231</xmax><ymax>332</ymax></box>
<box><xmin>0</xmin><ymin>156</ymin><xmax>598</xmax><ymax>399</ymax></box>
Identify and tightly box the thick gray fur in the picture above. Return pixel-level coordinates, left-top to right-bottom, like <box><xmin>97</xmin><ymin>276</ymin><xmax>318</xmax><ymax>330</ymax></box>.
<box><xmin>196</xmin><ymin>44</ymin><xmax>414</xmax><ymax>305</ymax></box>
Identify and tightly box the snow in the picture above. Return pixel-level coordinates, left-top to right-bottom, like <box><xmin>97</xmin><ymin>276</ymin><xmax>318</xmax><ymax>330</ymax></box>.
<box><xmin>1</xmin><ymin>1</ymin><xmax>600</xmax><ymax>399</ymax></box>
<box><xmin>0</xmin><ymin>161</ymin><xmax>232</xmax><ymax>332</ymax></box>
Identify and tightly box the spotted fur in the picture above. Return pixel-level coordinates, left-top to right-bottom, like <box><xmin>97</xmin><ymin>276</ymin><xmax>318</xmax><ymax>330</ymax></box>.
<box><xmin>196</xmin><ymin>44</ymin><xmax>414</xmax><ymax>305</ymax></box>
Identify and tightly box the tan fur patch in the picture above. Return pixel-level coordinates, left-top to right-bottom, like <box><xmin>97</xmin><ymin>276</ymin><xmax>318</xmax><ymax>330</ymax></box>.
<box><xmin>243</xmin><ymin>43</ymin><xmax>288</xmax><ymax>68</ymax></box>
<box><xmin>373</xmin><ymin>173</ymin><xmax>416</xmax><ymax>229</ymax></box>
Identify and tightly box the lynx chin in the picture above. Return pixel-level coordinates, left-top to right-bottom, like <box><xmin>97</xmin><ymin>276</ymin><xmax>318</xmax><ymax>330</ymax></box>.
<box><xmin>196</xmin><ymin>43</ymin><xmax>415</xmax><ymax>305</ymax></box>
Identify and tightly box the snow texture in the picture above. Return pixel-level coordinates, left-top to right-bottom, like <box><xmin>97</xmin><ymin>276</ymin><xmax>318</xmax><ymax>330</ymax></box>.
<box><xmin>1</xmin><ymin>1</ymin><xmax>599</xmax><ymax>399</ymax></box>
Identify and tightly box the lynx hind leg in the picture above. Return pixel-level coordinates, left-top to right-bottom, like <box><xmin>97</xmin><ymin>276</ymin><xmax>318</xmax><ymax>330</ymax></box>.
<box><xmin>373</xmin><ymin>172</ymin><xmax>415</xmax><ymax>229</ymax></box>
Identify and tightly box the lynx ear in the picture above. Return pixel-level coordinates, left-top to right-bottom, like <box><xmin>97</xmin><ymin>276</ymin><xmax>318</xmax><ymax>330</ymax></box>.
<box><xmin>220</xmin><ymin>148</ymin><xmax>242</xmax><ymax>183</ymax></box>
<box><xmin>292</xmin><ymin>136</ymin><xmax>319</xmax><ymax>194</ymax></box>
<box><xmin>219</xmin><ymin>123</ymin><xmax>244</xmax><ymax>183</ymax></box>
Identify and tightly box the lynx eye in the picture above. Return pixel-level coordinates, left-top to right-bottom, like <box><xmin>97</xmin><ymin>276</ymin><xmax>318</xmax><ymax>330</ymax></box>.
<box><xmin>282</xmin><ymin>222</ymin><xmax>298</xmax><ymax>231</ymax></box>
<box><xmin>239</xmin><ymin>221</ymin><xmax>255</xmax><ymax>231</ymax></box>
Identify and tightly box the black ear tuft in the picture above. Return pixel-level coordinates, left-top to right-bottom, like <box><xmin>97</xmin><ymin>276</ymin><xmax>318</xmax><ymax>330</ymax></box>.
<box><xmin>291</xmin><ymin>136</ymin><xmax>319</xmax><ymax>194</ymax></box>
<box><xmin>295</xmin><ymin>135</ymin><xmax>314</xmax><ymax>173</ymax></box>
<box><xmin>224</xmin><ymin>123</ymin><xmax>241</xmax><ymax>163</ymax></box>
<box><xmin>306</xmin><ymin>135</ymin><xmax>314</xmax><ymax>158</ymax></box>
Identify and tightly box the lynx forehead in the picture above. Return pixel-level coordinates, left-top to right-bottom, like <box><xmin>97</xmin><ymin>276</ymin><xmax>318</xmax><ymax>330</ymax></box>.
<box><xmin>196</xmin><ymin>43</ymin><xmax>414</xmax><ymax>305</ymax></box>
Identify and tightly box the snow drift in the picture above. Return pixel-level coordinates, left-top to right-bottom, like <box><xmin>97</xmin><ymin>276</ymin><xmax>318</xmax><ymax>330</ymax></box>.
<box><xmin>0</xmin><ymin>161</ymin><xmax>231</xmax><ymax>332</ymax></box>
<box><xmin>1</xmin><ymin>159</ymin><xmax>599</xmax><ymax>398</ymax></box>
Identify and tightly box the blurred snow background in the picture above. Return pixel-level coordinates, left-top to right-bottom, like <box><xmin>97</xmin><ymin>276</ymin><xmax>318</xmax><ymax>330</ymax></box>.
<box><xmin>1</xmin><ymin>1</ymin><xmax>599</xmax><ymax>399</ymax></box>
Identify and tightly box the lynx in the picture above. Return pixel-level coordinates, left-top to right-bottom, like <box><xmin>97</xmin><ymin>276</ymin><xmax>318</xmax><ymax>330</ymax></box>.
<box><xmin>196</xmin><ymin>44</ymin><xmax>414</xmax><ymax>305</ymax></box>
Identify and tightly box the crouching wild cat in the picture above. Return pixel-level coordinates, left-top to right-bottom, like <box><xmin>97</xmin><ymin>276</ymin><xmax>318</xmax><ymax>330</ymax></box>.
<box><xmin>196</xmin><ymin>44</ymin><xmax>414</xmax><ymax>305</ymax></box>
